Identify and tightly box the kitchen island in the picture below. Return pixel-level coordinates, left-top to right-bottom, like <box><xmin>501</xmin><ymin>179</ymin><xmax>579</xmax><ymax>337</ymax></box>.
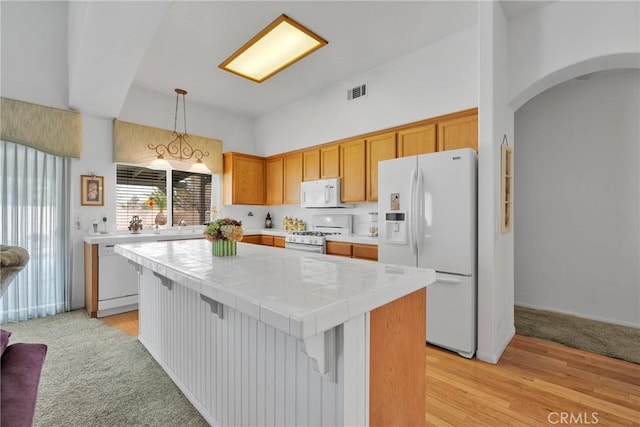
<box><xmin>116</xmin><ymin>239</ymin><xmax>435</xmax><ymax>426</ymax></box>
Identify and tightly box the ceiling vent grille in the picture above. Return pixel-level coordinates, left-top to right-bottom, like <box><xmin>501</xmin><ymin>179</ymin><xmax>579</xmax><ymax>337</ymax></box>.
<box><xmin>347</xmin><ymin>84</ymin><xmax>367</xmax><ymax>100</ymax></box>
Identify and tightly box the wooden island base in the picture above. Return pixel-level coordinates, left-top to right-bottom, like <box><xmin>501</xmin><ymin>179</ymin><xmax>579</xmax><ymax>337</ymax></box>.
<box><xmin>371</xmin><ymin>288</ymin><xmax>426</xmax><ymax>426</ymax></box>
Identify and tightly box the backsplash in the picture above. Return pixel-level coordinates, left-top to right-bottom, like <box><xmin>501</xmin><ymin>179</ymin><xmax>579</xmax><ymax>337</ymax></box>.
<box><xmin>220</xmin><ymin>203</ymin><xmax>379</xmax><ymax>235</ymax></box>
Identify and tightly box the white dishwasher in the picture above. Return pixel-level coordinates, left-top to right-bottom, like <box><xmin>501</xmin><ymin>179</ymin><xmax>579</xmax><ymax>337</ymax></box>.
<box><xmin>98</xmin><ymin>244</ymin><xmax>139</xmax><ymax>317</ymax></box>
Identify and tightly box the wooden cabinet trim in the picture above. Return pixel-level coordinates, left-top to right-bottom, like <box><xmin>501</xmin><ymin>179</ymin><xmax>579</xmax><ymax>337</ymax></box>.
<box><xmin>84</xmin><ymin>242</ymin><xmax>98</xmax><ymax>318</ymax></box>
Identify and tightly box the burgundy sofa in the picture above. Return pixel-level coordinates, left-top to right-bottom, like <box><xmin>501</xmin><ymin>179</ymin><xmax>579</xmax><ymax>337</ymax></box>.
<box><xmin>1</xmin><ymin>329</ymin><xmax>47</xmax><ymax>427</ymax></box>
<box><xmin>1</xmin><ymin>245</ymin><xmax>47</xmax><ymax>427</ymax></box>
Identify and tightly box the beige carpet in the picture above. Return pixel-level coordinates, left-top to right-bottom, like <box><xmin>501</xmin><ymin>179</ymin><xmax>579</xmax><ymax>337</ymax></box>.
<box><xmin>3</xmin><ymin>310</ymin><xmax>208</xmax><ymax>427</ymax></box>
<box><xmin>514</xmin><ymin>305</ymin><xmax>640</xmax><ymax>365</ymax></box>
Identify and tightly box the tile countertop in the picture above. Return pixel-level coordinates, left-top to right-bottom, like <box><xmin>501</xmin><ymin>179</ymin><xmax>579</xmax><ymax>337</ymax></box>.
<box><xmin>83</xmin><ymin>227</ymin><xmax>204</xmax><ymax>245</ymax></box>
<box><xmin>83</xmin><ymin>228</ymin><xmax>379</xmax><ymax>246</ymax></box>
<box><xmin>115</xmin><ymin>239</ymin><xmax>434</xmax><ymax>340</ymax></box>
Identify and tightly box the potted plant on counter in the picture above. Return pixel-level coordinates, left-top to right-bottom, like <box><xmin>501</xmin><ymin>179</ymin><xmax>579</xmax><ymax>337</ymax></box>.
<box><xmin>147</xmin><ymin>189</ymin><xmax>167</xmax><ymax>226</ymax></box>
<box><xmin>203</xmin><ymin>218</ymin><xmax>243</xmax><ymax>256</ymax></box>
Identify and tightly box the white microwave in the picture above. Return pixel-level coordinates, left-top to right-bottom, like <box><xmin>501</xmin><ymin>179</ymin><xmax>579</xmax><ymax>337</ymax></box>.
<box><xmin>301</xmin><ymin>178</ymin><xmax>352</xmax><ymax>208</ymax></box>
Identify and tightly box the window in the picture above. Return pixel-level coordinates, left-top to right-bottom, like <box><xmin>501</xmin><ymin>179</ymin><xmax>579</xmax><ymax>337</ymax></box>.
<box><xmin>116</xmin><ymin>165</ymin><xmax>214</xmax><ymax>230</ymax></box>
<box><xmin>172</xmin><ymin>171</ymin><xmax>212</xmax><ymax>226</ymax></box>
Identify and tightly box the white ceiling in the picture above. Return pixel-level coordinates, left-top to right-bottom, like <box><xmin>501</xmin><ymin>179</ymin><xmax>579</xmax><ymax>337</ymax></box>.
<box><xmin>132</xmin><ymin>1</ymin><xmax>479</xmax><ymax>117</ymax></box>
<box><xmin>70</xmin><ymin>1</ymin><xmax>555</xmax><ymax>119</ymax></box>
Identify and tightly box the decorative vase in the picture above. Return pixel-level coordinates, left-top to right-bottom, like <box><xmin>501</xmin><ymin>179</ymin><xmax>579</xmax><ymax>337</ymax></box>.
<box><xmin>155</xmin><ymin>211</ymin><xmax>167</xmax><ymax>226</ymax></box>
<box><xmin>211</xmin><ymin>240</ymin><xmax>237</xmax><ymax>257</ymax></box>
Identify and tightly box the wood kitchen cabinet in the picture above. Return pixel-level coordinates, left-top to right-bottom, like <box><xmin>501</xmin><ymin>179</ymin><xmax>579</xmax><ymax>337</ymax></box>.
<box><xmin>266</xmin><ymin>156</ymin><xmax>283</xmax><ymax>205</ymax></box>
<box><xmin>283</xmin><ymin>152</ymin><xmax>303</xmax><ymax>204</ymax></box>
<box><xmin>352</xmin><ymin>243</ymin><xmax>378</xmax><ymax>261</ymax></box>
<box><xmin>397</xmin><ymin>124</ymin><xmax>436</xmax><ymax>157</ymax></box>
<box><xmin>302</xmin><ymin>149</ymin><xmax>320</xmax><ymax>181</ymax></box>
<box><xmin>242</xmin><ymin>234</ymin><xmax>285</xmax><ymax>248</ymax></box>
<box><xmin>437</xmin><ymin>113</ymin><xmax>478</xmax><ymax>152</ymax></box>
<box><xmin>326</xmin><ymin>241</ymin><xmax>378</xmax><ymax>261</ymax></box>
<box><xmin>366</xmin><ymin>132</ymin><xmax>397</xmax><ymax>201</ymax></box>
<box><xmin>223</xmin><ymin>152</ymin><xmax>266</xmax><ymax>205</ymax></box>
<box><xmin>242</xmin><ymin>235</ymin><xmax>261</xmax><ymax>244</ymax></box>
<box><xmin>339</xmin><ymin>139</ymin><xmax>366</xmax><ymax>203</ymax></box>
<box><xmin>320</xmin><ymin>144</ymin><xmax>340</xmax><ymax>178</ymax></box>
<box><xmin>326</xmin><ymin>241</ymin><xmax>352</xmax><ymax>257</ymax></box>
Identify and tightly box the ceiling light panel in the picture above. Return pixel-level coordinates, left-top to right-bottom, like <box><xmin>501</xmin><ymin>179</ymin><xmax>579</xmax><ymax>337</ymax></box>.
<box><xmin>219</xmin><ymin>14</ymin><xmax>327</xmax><ymax>83</ymax></box>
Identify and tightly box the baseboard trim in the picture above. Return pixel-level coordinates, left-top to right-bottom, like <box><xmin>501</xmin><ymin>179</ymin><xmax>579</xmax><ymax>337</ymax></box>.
<box><xmin>476</xmin><ymin>325</ymin><xmax>515</xmax><ymax>364</ymax></box>
<box><xmin>514</xmin><ymin>303</ymin><xmax>640</xmax><ymax>329</ymax></box>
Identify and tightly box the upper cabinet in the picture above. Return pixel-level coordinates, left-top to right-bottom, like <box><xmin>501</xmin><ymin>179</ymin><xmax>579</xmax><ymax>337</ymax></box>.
<box><xmin>223</xmin><ymin>109</ymin><xmax>477</xmax><ymax>206</ymax></box>
<box><xmin>266</xmin><ymin>156</ymin><xmax>283</xmax><ymax>205</ymax></box>
<box><xmin>340</xmin><ymin>139</ymin><xmax>366</xmax><ymax>203</ymax></box>
<box><xmin>283</xmin><ymin>152</ymin><xmax>303</xmax><ymax>204</ymax></box>
<box><xmin>437</xmin><ymin>114</ymin><xmax>478</xmax><ymax>152</ymax></box>
<box><xmin>223</xmin><ymin>152</ymin><xmax>265</xmax><ymax>205</ymax></box>
<box><xmin>397</xmin><ymin>124</ymin><xmax>436</xmax><ymax>157</ymax></box>
<box><xmin>366</xmin><ymin>132</ymin><xmax>397</xmax><ymax>202</ymax></box>
<box><xmin>302</xmin><ymin>149</ymin><xmax>320</xmax><ymax>181</ymax></box>
<box><xmin>320</xmin><ymin>144</ymin><xmax>340</xmax><ymax>179</ymax></box>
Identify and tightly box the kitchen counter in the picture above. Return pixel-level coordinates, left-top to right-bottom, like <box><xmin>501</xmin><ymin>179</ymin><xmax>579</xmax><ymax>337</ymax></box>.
<box><xmin>83</xmin><ymin>227</ymin><xmax>204</xmax><ymax>244</ymax></box>
<box><xmin>115</xmin><ymin>239</ymin><xmax>432</xmax><ymax>426</ymax></box>
<box><xmin>115</xmin><ymin>239</ymin><xmax>431</xmax><ymax>339</ymax></box>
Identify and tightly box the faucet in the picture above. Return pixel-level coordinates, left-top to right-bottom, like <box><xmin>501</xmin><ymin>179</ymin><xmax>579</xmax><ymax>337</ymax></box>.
<box><xmin>178</xmin><ymin>218</ymin><xmax>187</xmax><ymax>227</ymax></box>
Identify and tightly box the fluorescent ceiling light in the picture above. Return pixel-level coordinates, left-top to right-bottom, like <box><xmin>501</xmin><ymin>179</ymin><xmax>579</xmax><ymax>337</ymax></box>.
<box><xmin>219</xmin><ymin>14</ymin><xmax>327</xmax><ymax>83</ymax></box>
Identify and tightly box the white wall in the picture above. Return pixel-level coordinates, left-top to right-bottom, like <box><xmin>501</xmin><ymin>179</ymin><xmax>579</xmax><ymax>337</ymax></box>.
<box><xmin>0</xmin><ymin>1</ymin><xmax>68</xmax><ymax>108</ymax></box>
<box><xmin>514</xmin><ymin>69</ymin><xmax>640</xmax><ymax>328</ymax></box>
<box><xmin>119</xmin><ymin>85</ymin><xmax>256</xmax><ymax>155</ymax></box>
<box><xmin>476</xmin><ymin>1</ymin><xmax>515</xmax><ymax>364</ymax></box>
<box><xmin>255</xmin><ymin>26</ymin><xmax>478</xmax><ymax>156</ymax></box>
<box><xmin>508</xmin><ymin>1</ymin><xmax>640</xmax><ymax>110</ymax></box>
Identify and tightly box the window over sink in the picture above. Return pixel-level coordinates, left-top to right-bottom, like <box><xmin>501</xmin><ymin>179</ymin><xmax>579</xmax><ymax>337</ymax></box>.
<box><xmin>115</xmin><ymin>165</ymin><xmax>219</xmax><ymax>230</ymax></box>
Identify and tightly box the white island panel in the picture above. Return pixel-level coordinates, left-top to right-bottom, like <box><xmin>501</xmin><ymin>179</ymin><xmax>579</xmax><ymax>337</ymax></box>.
<box><xmin>138</xmin><ymin>267</ymin><xmax>348</xmax><ymax>426</ymax></box>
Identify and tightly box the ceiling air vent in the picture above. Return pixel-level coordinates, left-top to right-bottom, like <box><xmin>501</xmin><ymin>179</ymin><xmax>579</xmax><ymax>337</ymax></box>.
<box><xmin>347</xmin><ymin>84</ymin><xmax>367</xmax><ymax>101</ymax></box>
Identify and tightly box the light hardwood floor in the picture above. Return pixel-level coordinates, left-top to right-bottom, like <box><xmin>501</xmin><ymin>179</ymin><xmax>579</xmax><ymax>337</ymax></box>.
<box><xmin>102</xmin><ymin>311</ymin><xmax>640</xmax><ymax>426</ymax></box>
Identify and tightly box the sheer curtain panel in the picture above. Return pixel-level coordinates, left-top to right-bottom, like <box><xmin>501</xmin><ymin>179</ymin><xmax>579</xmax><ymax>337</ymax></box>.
<box><xmin>0</xmin><ymin>141</ymin><xmax>71</xmax><ymax>322</ymax></box>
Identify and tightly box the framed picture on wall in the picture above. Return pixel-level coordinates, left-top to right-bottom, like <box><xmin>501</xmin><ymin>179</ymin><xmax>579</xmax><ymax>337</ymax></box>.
<box><xmin>81</xmin><ymin>175</ymin><xmax>104</xmax><ymax>206</ymax></box>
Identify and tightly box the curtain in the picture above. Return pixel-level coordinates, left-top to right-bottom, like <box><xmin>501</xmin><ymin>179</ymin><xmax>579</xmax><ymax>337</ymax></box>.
<box><xmin>0</xmin><ymin>141</ymin><xmax>71</xmax><ymax>322</ymax></box>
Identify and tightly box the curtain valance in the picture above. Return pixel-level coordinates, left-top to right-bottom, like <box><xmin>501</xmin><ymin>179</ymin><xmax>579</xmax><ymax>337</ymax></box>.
<box><xmin>113</xmin><ymin>119</ymin><xmax>222</xmax><ymax>174</ymax></box>
<box><xmin>1</xmin><ymin>97</ymin><xmax>82</xmax><ymax>158</ymax></box>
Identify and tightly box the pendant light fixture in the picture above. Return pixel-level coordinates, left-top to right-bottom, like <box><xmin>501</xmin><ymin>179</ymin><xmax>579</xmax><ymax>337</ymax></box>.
<box><xmin>148</xmin><ymin>89</ymin><xmax>211</xmax><ymax>174</ymax></box>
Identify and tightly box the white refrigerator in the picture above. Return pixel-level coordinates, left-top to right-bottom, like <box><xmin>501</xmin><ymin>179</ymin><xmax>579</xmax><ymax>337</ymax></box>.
<box><xmin>378</xmin><ymin>148</ymin><xmax>477</xmax><ymax>358</ymax></box>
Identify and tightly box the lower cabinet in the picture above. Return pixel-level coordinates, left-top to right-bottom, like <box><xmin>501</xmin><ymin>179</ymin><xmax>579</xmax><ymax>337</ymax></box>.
<box><xmin>326</xmin><ymin>242</ymin><xmax>378</xmax><ymax>261</ymax></box>
<box><xmin>243</xmin><ymin>235</ymin><xmax>285</xmax><ymax>248</ymax></box>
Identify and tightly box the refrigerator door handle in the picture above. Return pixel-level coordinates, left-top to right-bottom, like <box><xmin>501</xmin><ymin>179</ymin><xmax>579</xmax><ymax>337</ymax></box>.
<box><xmin>416</xmin><ymin>168</ymin><xmax>425</xmax><ymax>255</ymax></box>
<box><xmin>437</xmin><ymin>277</ymin><xmax>463</xmax><ymax>285</ymax></box>
<box><xmin>409</xmin><ymin>168</ymin><xmax>418</xmax><ymax>255</ymax></box>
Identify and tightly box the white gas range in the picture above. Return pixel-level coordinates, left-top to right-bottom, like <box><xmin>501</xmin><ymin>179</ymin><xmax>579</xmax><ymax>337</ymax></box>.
<box><xmin>284</xmin><ymin>214</ymin><xmax>352</xmax><ymax>253</ymax></box>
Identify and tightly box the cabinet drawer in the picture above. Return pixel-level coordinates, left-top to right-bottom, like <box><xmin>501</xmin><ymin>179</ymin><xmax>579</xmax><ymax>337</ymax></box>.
<box><xmin>274</xmin><ymin>236</ymin><xmax>286</xmax><ymax>248</ymax></box>
<box><xmin>243</xmin><ymin>235</ymin><xmax>261</xmax><ymax>244</ymax></box>
<box><xmin>352</xmin><ymin>244</ymin><xmax>378</xmax><ymax>261</ymax></box>
<box><xmin>260</xmin><ymin>235</ymin><xmax>275</xmax><ymax>246</ymax></box>
<box><xmin>326</xmin><ymin>241</ymin><xmax>352</xmax><ymax>257</ymax></box>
